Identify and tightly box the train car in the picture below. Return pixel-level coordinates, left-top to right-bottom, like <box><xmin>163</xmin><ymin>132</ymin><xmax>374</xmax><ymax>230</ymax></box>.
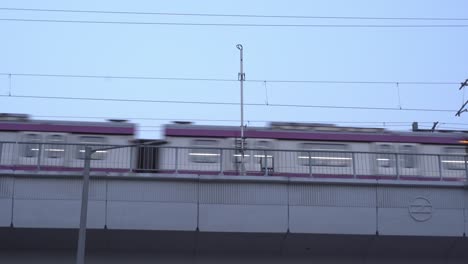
<box><xmin>0</xmin><ymin>114</ymin><xmax>136</xmax><ymax>171</ymax></box>
<box><xmin>1</xmin><ymin>113</ymin><xmax>468</xmax><ymax>181</ymax></box>
<box><xmin>162</xmin><ymin>122</ymin><xmax>468</xmax><ymax>180</ymax></box>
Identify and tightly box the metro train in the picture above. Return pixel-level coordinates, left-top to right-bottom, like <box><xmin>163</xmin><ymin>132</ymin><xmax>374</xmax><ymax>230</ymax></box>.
<box><xmin>0</xmin><ymin>113</ymin><xmax>467</xmax><ymax>180</ymax></box>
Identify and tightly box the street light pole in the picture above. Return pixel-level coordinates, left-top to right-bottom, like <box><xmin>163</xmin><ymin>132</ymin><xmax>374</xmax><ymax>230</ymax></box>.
<box><xmin>237</xmin><ymin>44</ymin><xmax>245</xmax><ymax>175</ymax></box>
<box><xmin>76</xmin><ymin>146</ymin><xmax>91</xmax><ymax>264</ymax></box>
<box><xmin>75</xmin><ymin>141</ymin><xmax>163</xmax><ymax>264</ymax></box>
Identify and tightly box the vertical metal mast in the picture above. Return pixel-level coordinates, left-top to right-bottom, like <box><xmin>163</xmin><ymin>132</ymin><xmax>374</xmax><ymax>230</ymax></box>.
<box><xmin>76</xmin><ymin>146</ymin><xmax>91</xmax><ymax>264</ymax></box>
<box><xmin>236</xmin><ymin>44</ymin><xmax>245</xmax><ymax>175</ymax></box>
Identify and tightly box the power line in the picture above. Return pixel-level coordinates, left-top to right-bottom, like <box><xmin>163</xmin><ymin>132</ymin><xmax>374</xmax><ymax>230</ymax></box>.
<box><xmin>0</xmin><ymin>94</ymin><xmax>455</xmax><ymax>112</ymax></box>
<box><xmin>2</xmin><ymin>18</ymin><xmax>468</xmax><ymax>28</ymax></box>
<box><xmin>258</xmin><ymin>80</ymin><xmax>458</xmax><ymax>85</ymax></box>
<box><xmin>0</xmin><ymin>72</ymin><xmax>234</xmax><ymax>82</ymax></box>
<box><xmin>2</xmin><ymin>7</ymin><xmax>468</xmax><ymax>21</ymax></box>
<box><xmin>0</xmin><ymin>72</ymin><xmax>459</xmax><ymax>85</ymax></box>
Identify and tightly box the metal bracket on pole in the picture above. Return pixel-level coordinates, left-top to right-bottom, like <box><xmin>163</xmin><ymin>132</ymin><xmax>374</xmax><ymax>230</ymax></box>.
<box><xmin>459</xmin><ymin>79</ymin><xmax>468</xmax><ymax>90</ymax></box>
<box><xmin>455</xmin><ymin>78</ymin><xmax>468</xmax><ymax>116</ymax></box>
<box><xmin>455</xmin><ymin>100</ymin><xmax>468</xmax><ymax>117</ymax></box>
<box><xmin>431</xmin><ymin>121</ymin><xmax>439</xmax><ymax>132</ymax></box>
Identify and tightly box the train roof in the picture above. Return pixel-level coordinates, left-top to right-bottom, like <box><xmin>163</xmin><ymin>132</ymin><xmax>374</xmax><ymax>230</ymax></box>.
<box><xmin>0</xmin><ymin>114</ymin><xmax>135</xmax><ymax>135</ymax></box>
<box><xmin>165</xmin><ymin>122</ymin><xmax>467</xmax><ymax>145</ymax></box>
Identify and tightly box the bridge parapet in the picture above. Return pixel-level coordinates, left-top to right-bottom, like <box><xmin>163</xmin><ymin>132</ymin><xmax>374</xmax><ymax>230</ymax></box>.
<box><xmin>0</xmin><ymin>171</ymin><xmax>466</xmax><ymax>237</ymax></box>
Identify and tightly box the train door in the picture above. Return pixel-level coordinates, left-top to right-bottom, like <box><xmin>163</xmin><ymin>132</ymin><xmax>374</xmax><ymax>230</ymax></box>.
<box><xmin>374</xmin><ymin>143</ymin><xmax>397</xmax><ymax>176</ymax></box>
<box><xmin>134</xmin><ymin>139</ymin><xmax>164</xmax><ymax>173</ymax></box>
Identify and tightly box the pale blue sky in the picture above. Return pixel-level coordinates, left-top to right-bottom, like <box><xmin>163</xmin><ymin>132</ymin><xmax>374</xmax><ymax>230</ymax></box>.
<box><xmin>1</xmin><ymin>0</ymin><xmax>468</xmax><ymax>138</ymax></box>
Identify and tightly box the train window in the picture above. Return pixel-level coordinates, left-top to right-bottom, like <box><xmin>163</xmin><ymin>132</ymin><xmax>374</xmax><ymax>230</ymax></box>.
<box><xmin>399</xmin><ymin>145</ymin><xmax>417</xmax><ymax>168</ymax></box>
<box><xmin>77</xmin><ymin>136</ymin><xmax>107</xmax><ymax>160</ymax></box>
<box><xmin>442</xmin><ymin>147</ymin><xmax>466</xmax><ymax>170</ymax></box>
<box><xmin>190</xmin><ymin>139</ymin><xmax>219</xmax><ymax>163</ymax></box>
<box><xmin>298</xmin><ymin>143</ymin><xmax>350</xmax><ymax>167</ymax></box>
<box><xmin>22</xmin><ymin>134</ymin><xmax>41</xmax><ymax>158</ymax></box>
<box><xmin>45</xmin><ymin>135</ymin><xmax>65</xmax><ymax>159</ymax></box>
<box><xmin>377</xmin><ymin>144</ymin><xmax>395</xmax><ymax>168</ymax></box>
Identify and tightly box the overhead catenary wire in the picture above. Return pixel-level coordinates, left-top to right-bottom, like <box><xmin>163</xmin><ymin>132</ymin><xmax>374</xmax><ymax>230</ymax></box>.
<box><xmin>0</xmin><ymin>94</ymin><xmax>455</xmax><ymax>113</ymax></box>
<box><xmin>2</xmin><ymin>7</ymin><xmax>468</xmax><ymax>21</ymax></box>
<box><xmin>1</xmin><ymin>9</ymin><xmax>465</xmax><ymax>130</ymax></box>
<box><xmin>0</xmin><ymin>72</ymin><xmax>460</xmax><ymax>85</ymax></box>
<box><xmin>0</xmin><ymin>72</ymin><xmax>235</xmax><ymax>82</ymax></box>
<box><xmin>2</xmin><ymin>18</ymin><xmax>468</xmax><ymax>28</ymax></box>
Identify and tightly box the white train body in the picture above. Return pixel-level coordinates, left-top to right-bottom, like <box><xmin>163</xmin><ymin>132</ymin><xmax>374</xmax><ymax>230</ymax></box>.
<box><xmin>1</xmin><ymin>115</ymin><xmax>467</xmax><ymax>181</ymax></box>
<box><xmin>162</xmin><ymin>122</ymin><xmax>468</xmax><ymax>180</ymax></box>
<box><xmin>0</xmin><ymin>114</ymin><xmax>135</xmax><ymax>171</ymax></box>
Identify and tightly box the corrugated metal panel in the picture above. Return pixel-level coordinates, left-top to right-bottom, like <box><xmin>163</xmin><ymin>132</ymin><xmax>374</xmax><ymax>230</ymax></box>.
<box><xmin>377</xmin><ymin>187</ymin><xmax>464</xmax><ymax>209</ymax></box>
<box><xmin>14</xmin><ymin>178</ymin><xmax>106</xmax><ymax>200</ymax></box>
<box><xmin>378</xmin><ymin>208</ymin><xmax>464</xmax><ymax>236</ymax></box>
<box><xmin>0</xmin><ymin>199</ymin><xmax>12</xmax><ymax>227</ymax></box>
<box><xmin>13</xmin><ymin>200</ymin><xmax>105</xmax><ymax>228</ymax></box>
<box><xmin>289</xmin><ymin>184</ymin><xmax>376</xmax><ymax>207</ymax></box>
<box><xmin>289</xmin><ymin>206</ymin><xmax>377</xmax><ymax>234</ymax></box>
<box><xmin>198</xmin><ymin>204</ymin><xmax>288</xmax><ymax>232</ymax></box>
<box><xmin>107</xmin><ymin>180</ymin><xmax>197</xmax><ymax>203</ymax></box>
<box><xmin>0</xmin><ymin>177</ymin><xmax>13</xmax><ymax>198</ymax></box>
<box><xmin>465</xmin><ymin>191</ymin><xmax>468</xmax><ymax>209</ymax></box>
<box><xmin>107</xmin><ymin>202</ymin><xmax>197</xmax><ymax>231</ymax></box>
<box><xmin>199</xmin><ymin>182</ymin><xmax>287</xmax><ymax>205</ymax></box>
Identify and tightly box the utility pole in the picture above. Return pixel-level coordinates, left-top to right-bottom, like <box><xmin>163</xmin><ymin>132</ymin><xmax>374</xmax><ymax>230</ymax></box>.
<box><xmin>237</xmin><ymin>44</ymin><xmax>245</xmax><ymax>175</ymax></box>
